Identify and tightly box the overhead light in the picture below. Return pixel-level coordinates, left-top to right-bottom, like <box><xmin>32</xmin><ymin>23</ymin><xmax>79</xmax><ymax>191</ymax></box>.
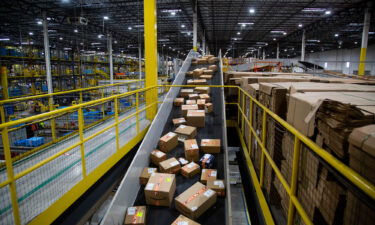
<box><xmin>0</xmin><ymin>38</ymin><xmax>10</xmax><ymax>41</ymax></box>
<box><xmin>234</xmin><ymin>38</ymin><xmax>237</xmax><ymax>41</ymax></box>
<box><xmin>181</xmin><ymin>24</ymin><xmax>185</xmax><ymax>28</ymax></box>
<box><xmin>270</xmin><ymin>30</ymin><xmax>285</xmax><ymax>34</ymax></box>
<box><xmin>283</xmin><ymin>32</ymin><xmax>287</xmax><ymax>35</ymax></box>
<box><xmin>37</xmin><ymin>21</ymin><xmax>42</xmax><ymax>25</ymax></box>
<box><xmin>302</xmin><ymin>8</ymin><xmax>326</xmax><ymax>13</ymax></box>
<box><xmin>61</xmin><ymin>0</ymin><xmax>70</xmax><ymax>3</ymax></box>
<box><xmin>74</xmin><ymin>29</ymin><xmax>78</xmax><ymax>33</ymax></box>
<box><xmin>128</xmin><ymin>26</ymin><xmax>132</xmax><ymax>30</ymax></box>
<box><xmin>273</xmin><ymin>38</ymin><xmax>276</xmax><ymax>41</ymax></box>
<box><xmin>98</xmin><ymin>34</ymin><xmax>103</xmax><ymax>38</ymax></box>
<box><xmin>249</xmin><ymin>8</ymin><xmax>255</xmax><ymax>14</ymax></box>
<box><xmin>59</xmin><ymin>37</ymin><xmax>63</xmax><ymax>40</ymax></box>
<box><xmin>284</xmin><ymin>49</ymin><xmax>287</xmax><ymax>52</ymax></box>
<box><xmin>64</xmin><ymin>47</ymin><xmax>72</xmax><ymax>50</ymax></box>
<box><xmin>354</xmin><ymin>41</ymin><xmax>358</xmax><ymax>44</ymax></box>
<box><xmin>324</xmin><ymin>62</ymin><xmax>328</xmax><ymax>68</ymax></box>
<box><xmin>237</xmin><ymin>32</ymin><xmax>241</xmax><ymax>35</ymax></box>
<box><xmin>298</xmin><ymin>24</ymin><xmax>303</xmax><ymax>28</ymax></box>
<box><xmin>187</xmin><ymin>32</ymin><xmax>191</xmax><ymax>36</ymax></box>
<box><xmin>169</xmin><ymin>46</ymin><xmax>171</xmax><ymax>49</ymax></box>
<box><xmin>346</xmin><ymin>62</ymin><xmax>350</xmax><ymax>68</ymax></box>
<box><xmin>241</xmin><ymin>24</ymin><xmax>246</xmax><ymax>27</ymax></box>
<box><xmin>91</xmin><ymin>42</ymin><xmax>101</xmax><ymax>45</ymax></box>
<box><xmin>29</xmin><ymin>32</ymin><xmax>34</xmax><ymax>35</ymax></box>
<box><xmin>163</xmin><ymin>44</ymin><xmax>166</xmax><ymax>47</ymax></box>
<box><xmin>325</xmin><ymin>10</ymin><xmax>331</xmax><ymax>15</ymax></box>
<box><xmin>103</xmin><ymin>16</ymin><xmax>109</xmax><ymax>20</ymax></box>
<box><xmin>238</xmin><ymin>22</ymin><xmax>254</xmax><ymax>26</ymax></box>
<box><xmin>334</xmin><ymin>33</ymin><xmax>339</xmax><ymax>37</ymax></box>
<box><xmin>171</xmin><ymin>12</ymin><xmax>176</xmax><ymax>16</ymax></box>
<box><xmin>114</xmin><ymin>40</ymin><xmax>118</xmax><ymax>44</ymax></box>
<box><xmin>80</xmin><ymin>42</ymin><xmax>83</xmax><ymax>45</ymax></box>
<box><xmin>311</xmin><ymin>50</ymin><xmax>314</xmax><ymax>53</ymax></box>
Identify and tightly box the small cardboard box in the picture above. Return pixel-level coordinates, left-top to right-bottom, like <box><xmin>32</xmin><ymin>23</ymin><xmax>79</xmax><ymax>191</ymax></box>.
<box><xmin>187</xmin><ymin>79</ymin><xmax>195</xmax><ymax>85</ymax></box>
<box><xmin>186</xmin><ymin>100</ymin><xmax>197</xmax><ymax>105</ymax></box>
<box><xmin>150</xmin><ymin>149</ymin><xmax>167</xmax><ymax>166</ymax></box>
<box><xmin>186</xmin><ymin>71</ymin><xmax>194</xmax><ymax>77</ymax></box>
<box><xmin>171</xmin><ymin>215</ymin><xmax>201</xmax><ymax>225</ymax></box>
<box><xmin>203</xmin><ymin>70</ymin><xmax>214</xmax><ymax>75</ymax></box>
<box><xmin>201</xmin><ymin>139</ymin><xmax>221</xmax><ymax>154</ymax></box>
<box><xmin>145</xmin><ymin>173</ymin><xmax>176</xmax><ymax>207</ymax></box>
<box><xmin>207</xmin><ymin>180</ymin><xmax>226</xmax><ymax>197</ymax></box>
<box><xmin>174</xmin><ymin>98</ymin><xmax>184</xmax><ymax>106</ymax></box>
<box><xmin>181</xmin><ymin>162</ymin><xmax>201</xmax><ymax>178</ymax></box>
<box><xmin>175</xmin><ymin>182</ymin><xmax>217</xmax><ymax>219</ymax></box>
<box><xmin>200</xmin><ymin>75</ymin><xmax>213</xmax><ymax>80</ymax></box>
<box><xmin>194</xmin><ymin>79</ymin><xmax>207</xmax><ymax>85</ymax></box>
<box><xmin>181</xmin><ymin>104</ymin><xmax>199</xmax><ymax>117</ymax></box>
<box><xmin>208</xmin><ymin>65</ymin><xmax>218</xmax><ymax>72</ymax></box>
<box><xmin>200</xmin><ymin>169</ymin><xmax>217</xmax><ymax>184</ymax></box>
<box><xmin>186</xmin><ymin>110</ymin><xmax>205</xmax><ymax>128</ymax></box>
<box><xmin>159</xmin><ymin>132</ymin><xmax>178</xmax><ymax>152</ymax></box>
<box><xmin>199</xmin><ymin>154</ymin><xmax>215</xmax><ymax>169</ymax></box>
<box><xmin>199</xmin><ymin>94</ymin><xmax>211</xmax><ymax>102</ymax></box>
<box><xmin>180</xmin><ymin>89</ymin><xmax>194</xmax><ymax>97</ymax></box>
<box><xmin>140</xmin><ymin>167</ymin><xmax>157</xmax><ymax>185</ymax></box>
<box><xmin>178</xmin><ymin>157</ymin><xmax>189</xmax><ymax>166</ymax></box>
<box><xmin>193</xmin><ymin>68</ymin><xmax>204</xmax><ymax>77</ymax></box>
<box><xmin>124</xmin><ymin>206</ymin><xmax>146</xmax><ymax>225</ymax></box>
<box><xmin>184</xmin><ymin>139</ymin><xmax>200</xmax><ymax>162</ymax></box>
<box><xmin>197</xmin><ymin>99</ymin><xmax>206</xmax><ymax>110</ymax></box>
<box><xmin>195</xmin><ymin>87</ymin><xmax>210</xmax><ymax>94</ymax></box>
<box><xmin>172</xmin><ymin>117</ymin><xmax>186</xmax><ymax>127</ymax></box>
<box><xmin>175</xmin><ymin>125</ymin><xmax>197</xmax><ymax>141</ymax></box>
<box><xmin>188</xmin><ymin>94</ymin><xmax>199</xmax><ymax>100</ymax></box>
<box><xmin>208</xmin><ymin>57</ymin><xmax>218</xmax><ymax>64</ymax></box>
<box><xmin>205</xmin><ymin>103</ymin><xmax>213</xmax><ymax>113</ymax></box>
<box><xmin>197</xmin><ymin>59</ymin><xmax>208</xmax><ymax>65</ymax></box>
<box><xmin>159</xmin><ymin>157</ymin><xmax>181</xmax><ymax>174</ymax></box>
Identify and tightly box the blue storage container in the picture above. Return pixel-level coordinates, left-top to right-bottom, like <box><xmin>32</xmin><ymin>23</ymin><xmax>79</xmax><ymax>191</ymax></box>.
<box><xmin>0</xmin><ymin>47</ymin><xmax>6</xmax><ymax>56</ymax></box>
<box><xmin>41</xmin><ymin>85</ymin><xmax>48</xmax><ymax>92</ymax></box>
<box><xmin>25</xmin><ymin>137</ymin><xmax>45</xmax><ymax>147</ymax></box>
<box><xmin>4</xmin><ymin>105</ymin><xmax>14</xmax><ymax>115</ymax></box>
<box><xmin>14</xmin><ymin>139</ymin><xmax>27</xmax><ymax>146</ymax></box>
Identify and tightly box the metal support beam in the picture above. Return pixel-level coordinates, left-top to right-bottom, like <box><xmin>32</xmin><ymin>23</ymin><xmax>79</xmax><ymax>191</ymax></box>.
<box><xmin>358</xmin><ymin>8</ymin><xmax>371</xmax><ymax>76</ymax></box>
<box><xmin>193</xmin><ymin>3</ymin><xmax>198</xmax><ymax>51</ymax></box>
<box><xmin>43</xmin><ymin>12</ymin><xmax>53</xmax><ymax>94</ymax></box>
<box><xmin>108</xmin><ymin>34</ymin><xmax>114</xmax><ymax>84</ymax></box>
<box><xmin>276</xmin><ymin>43</ymin><xmax>280</xmax><ymax>60</ymax></box>
<box><xmin>301</xmin><ymin>29</ymin><xmax>306</xmax><ymax>61</ymax></box>
<box><xmin>1</xmin><ymin>66</ymin><xmax>8</xmax><ymax>100</ymax></box>
<box><xmin>202</xmin><ymin>30</ymin><xmax>206</xmax><ymax>55</ymax></box>
<box><xmin>144</xmin><ymin>0</ymin><xmax>158</xmax><ymax>119</ymax></box>
<box><xmin>138</xmin><ymin>44</ymin><xmax>142</xmax><ymax>79</ymax></box>
<box><xmin>263</xmin><ymin>50</ymin><xmax>266</xmax><ymax>60</ymax></box>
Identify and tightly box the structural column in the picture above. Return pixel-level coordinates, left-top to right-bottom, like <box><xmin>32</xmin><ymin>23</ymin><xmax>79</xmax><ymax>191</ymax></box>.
<box><xmin>202</xmin><ymin>30</ymin><xmax>206</xmax><ymax>55</ymax></box>
<box><xmin>276</xmin><ymin>43</ymin><xmax>280</xmax><ymax>60</ymax></box>
<box><xmin>144</xmin><ymin>0</ymin><xmax>158</xmax><ymax>119</ymax></box>
<box><xmin>263</xmin><ymin>50</ymin><xmax>266</xmax><ymax>60</ymax></box>
<box><xmin>107</xmin><ymin>34</ymin><xmax>114</xmax><ymax>84</ymax></box>
<box><xmin>193</xmin><ymin>4</ymin><xmax>198</xmax><ymax>51</ymax></box>
<box><xmin>301</xmin><ymin>29</ymin><xmax>306</xmax><ymax>61</ymax></box>
<box><xmin>358</xmin><ymin>8</ymin><xmax>371</xmax><ymax>76</ymax></box>
<box><xmin>42</xmin><ymin>12</ymin><xmax>53</xmax><ymax>94</ymax></box>
<box><xmin>138</xmin><ymin>44</ymin><xmax>142</xmax><ymax>79</ymax></box>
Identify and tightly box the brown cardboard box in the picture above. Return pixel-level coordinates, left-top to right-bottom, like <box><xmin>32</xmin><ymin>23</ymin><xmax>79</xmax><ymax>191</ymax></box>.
<box><xmin>159</xmin><ymin>132</ymin><xmax>178</xmax><ymax>152</ymax></box>
<box><xmin>207</xmin><ymin>180</ymin><xmax>225</xmax><ymax>197</ymax></box>
<box><xmin>171</xmin><ymin>215</ymin><xmax>201</xmax><ymax>225</ymax></box>
<box><xmin>193</xmin><ymin>68</ymin><xmax>204</xmax><ymax>78</ymax></box>
<box><xmin>184</xmin><ymin>139</ymin><xmax>200</xmax><ymax>162</ymax></box>
<box><xmin>181</xmin><ymin>162</ymin><xmax>201</xmax><ymax>178</ymax></box>
<box><xmin>150</xmin><ymin>149</ymin><xmax>167</xmax><ymax>166</ymax></box>
<box><xmin>195</xmin><ymin>87</ymin><xmax>210</xmax><ymax>94</ymax></box>
<box><xmin>200</xmin><ymin>75</ymin><xmax>213</xmax><ymax>80</ymax></box>
<box><xmin>205</xmin><ymin>103</ymin><xmax>213</xmax><ymax>113</ymax></box>
<box><xmin>203</xmin><ymin>70</ymin><xmax>214</xmax><ymax>75</ymax></box>
<box><xmin>173</xmin><ymin>117</ymin><xmax>186</xmax><ymax>127</ymax></box>
<box><xmin>186</xmin><ymin>71</ymin><xmax>194</xmax><ymax>77</ymax></box>
<box><xmin>208</xmin><ymin>65</ymin><xmax>217</xmax><ymax>72</ymax></box>
<box><xmin>188</xmin><ymin>94</ymin><xmax>199</xmax><ymax>100</ymax></box>
<box><xmin>175</xmin><ymin>125</ymin><xmax>197</xmax><ymax>141</ymax></box>
<box><xmin>159</xmin><ymin>157</ymin><xmax>181</xmax><ymax>174</ymax></box>
<box><xmin>175</xmin><ymin>182</ymin><xmax>217</xmax><ymax>219</ymax></box>
<box><xmin>139</xmin><ymin>167</ymin><xmax>157</xmax><ymax>185</ymax></box>
<box><xmin>186</xmin><ymin>100</ymin><xmax>197</xmax><ymax>105</ymax></box>
<box><xmin>200</xmin><ymin>169</ymin><xmax>217</xmax><ymax>184</ymax></box>
<box><xmin>187</xmin><ymin>79</ymin><xmax>195</xmax><ymax>85</ymax></box>
<box><xmin>201</xmin><ymin>139</ymin><xmax>221</xmax><ymax>153</ymax></box>
<box><xmin>124</xmin><ymin>206</ymin><xmax>146</xmax><ymax>225</ymax></box>
<box><xmin>199</xmin><ymin>94</ymin><xmax>211</xmax><ymax>102</ymax></box>
<box><xmin>181</xmin><ymin>104</ymin><xmax>199</xmax><ymax>117</ymax></box>
<box><xmin>186</xmin><ymin>110</ymin><xmax>205</xmax><ymax>127</ymax></box>
<box><xmin>174</xmin><ymin>98</ymin><xmax>184</xmax><ymax>106</ymax></box>
<box><xmin>194</xmin><ymin>79</ymin><xmax>207</xmax><ymax>85</ymax></box>
<box><xmin>208</xmin><ymin>57</ymin><xmax>218</xmax><ymax>64</ymax></box>
<box><xmin>197</xmin><ymin>58</ymin><xmax>207</xmax><ymax>64</ymax></box>
<box><xmin>145</xmin><ymin>173</ymin><xmax>176</xmax><ymax>206</ymax></box>
<box><xmin>197</xmin><ymin>99</ymin><xmax>206</xmax><ymax>110</ymax></box>
<box><xmin>180</xmin><ymin>89</ymin><xmax>194</xmax><ymax>97</ymax></box>
<box><xmin>178</xmin><ymin>157</ymin><xmax>189</xmax><ymax>166</ymax></box>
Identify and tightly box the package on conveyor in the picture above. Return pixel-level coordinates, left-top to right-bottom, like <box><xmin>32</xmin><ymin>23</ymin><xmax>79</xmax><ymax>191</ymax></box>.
<box><xmin>208</xmin><ymin>65</ymin><xmax>218</xmax><ymax>72</ymax></box>
<box><xmin>159</xmin><ymin>157</ymin><xmax>181</xmax><ymax>174</ymax></box>
<box><xmin>200</xmin><ymin>139</ymin><xmax>221</xmax><ymax>154</ymax></box>
<box><xmin>187</xmin><ymin>79</ymin><xmax>195</xmax><ymax>85</ymax></box>
<box><xmin>180</xmin><ymin>89</ymin><xmax>195</xmax><ymax>97</ymax></box>
<box><xmin>124</xmin><ymin>206</ymin><xmax>146</xmax><ymax>225</ymax></box>
<box><xmin>159</xmin><ymin>132</ymin><xmax>178</xmax><ymax>152</ymax></box>
<box><xmin>188</xmin><ymin>93</ymin><xmax>199</xmax><ymax>100</ymax></box>
<box><xmin>171</xmin><ymin>215</ymin><xmax>201</xmax><ymax>225</ymax></box>
<box><xmin>197</xmin><ymin>58</ymin><xmax>208</xmax><ymax>65</ymax></box>
<box><xmin>199</xmin><ymin>94</ymin><xmax>211</xmax><ymax>102</ymax></box>
<box><xmin>194</xmin><ymin>87</ymin><xmax>210</xmax><ymax>94</ymax></box>
<box><xmin>173</xmin><ymin>117</ymin><xmax>186</xmax><ymax>127</ymax></box>
<box><xmin>184</xmin><ymin>139</ymin><xmax>199</xmax><ymax>162</ymax></box>
<box><xmin>193</xmin><ymin>68</ymin><xmax>204</xmax><ymax>78</ymax></box>
<box><xmin>150</xmin><ymin>149</ymin><xmax>167</xmax><ymax>166</ymax></box>
<box><xmin>145</xmin><ymin>173</ymin><xmax>176</xmax><ymax>206</ymax></box>
<box><xmin>193</xmin><ymin>79</ymin><xmax>207</xmax><ymax>85</ymax></box>
<box><xmin>186</xmin><ymin>110</ymin><xmax>205</xmax><ymax>127</ymax></box>
<box><xmin>175</xmin><ymin>182</ymin><xmax>217</xmax><ymax>219</ymax></box>
<box><xmin>186</xmin><ymin>100</ymin><xmax>197</xmax><ymax>105</ymax></box>
<box><xmin>199</xmin><ymin>154</ymin><xmax>215</xmax><ymax>169</ymax></box>
<box><xmin>174</xmin><ymin>125</ymin><xmax>197</xmax><ymax>141</ymax></box>
<box><xmin>200</xmin><ymin>168</ymin><xmax>217</xmax><ymax>184</ymax></box>
<box><xmin>139</xmin><ymin>167</ymin><xmax>157</xmax><ymax>185</ymax></box>
<box><xmin>203</xmin><ymin>69</ymin><xmax>214</xmax><ymax>75</ymax></box>
<box><xmin>197</xmin><ymin>99</ymin><xmax>206</xmax><ymax>110</ymax></box>
<box><xmin>186</xmin><ymin>71</ymin><xmax>194</xmax><ymax>77</ymax></box>
<box><xmin>181</xmin><ymin>104</ymin><xmax>199</xmax><ymax>117</ymax></box>
<box><xmin>205</xmin><ymin>103</ymin><xmax>213</xmax><ymax>113</ymax></box>
<box><xmin>200</xmin><ymin>75</ymin><xmax>213</xmax><ymax>80</ymax></box>
<box><xmin>208</xmin><ymin>57</ymin><xmax>218</xmax><ymax>64</ymax></box>
<box><xmin>191</xmin><ymin>58</ymin><xmax>198</xmax><ymax>66</ymax></box>
<box><xmin>207</xmin><ymin>179</ymin><xmax>225</xmax><ymax>197</ymax></box>
<box><xmin>181</xmin><ymin>161</ymin><xmax>201</xmax><ymax>178</ymax></box>
<box><xmin>174</xmin><ymin>98</ymin><xmax>184</xmax><ymax>106</ymax></box>
<box><xmin>178</xmin><ymin>157</ymin><xmax>189</xmax><ymax>166</ymax></box>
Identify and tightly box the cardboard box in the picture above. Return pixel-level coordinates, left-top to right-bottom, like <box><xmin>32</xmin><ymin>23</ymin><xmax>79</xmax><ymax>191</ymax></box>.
<box><xmin>181</xmin><ymin>104</ymin><xmax>199</xmax><ymax>117</ymax></box>
<box><xmin>174</xmin><ymin>98</ymin><xmax>184</xmax><ymax>106</ymax></box>
<box><xmin>159</xmin><ymin>132</ymin><xmax>178</xmax><ymax>152</ymax></box>
<box><xmin>159</xmin><ymin>157</ymin><xmax>181</xmax><ymax>174</ymax></box>
<box><xmin>193</xmin><ymin>68</ymin><xmax>204</xmax><ymax>78</ymax></box>
<box><xmin>184</xmin><ymin>139</ymin><xmax>200</xmax><ymax>162</ymax></box>
<box><xmin>181</xmin><ymin>162</ymin><xmax>201</xmax><ymax>178</ymax></box>
<box><xmin>145</xmin><ymin>173</ymin><xmax>176</xmax><ymax>206</ymax></box>
<box><xmin>173</xmin><ymin>117</ymin><xmax>186</xmax><ymax>127</ymax></box>
<box><xmin>203</xmin><ymin>70</ymin><xmax>214</xmax><ymax>75</ymax></box>
<box><xmin>150</xmin><ymin>149</ymin><xmax>167</xmax><ymax>166</ymax></box>
<box><xmin>186</xmin><ymin>110</ymin><xmax>205</xmax><ymax>127</ymax></box>
<box><xmin>199</xmin><ymin>154</ymin><xmax>215</xmax><ymax>169</ymax></box>
<box><xmin>200</xmin><ymin>75</ymin><xmax>213</xmax><ymax>80</ymax></box>
<box><xmin>171</xmin><ymin>215</ymin><xmax>201</xmax><ymax>225</ymax></box>
<box><xmin>200</xmin><ymin>169</ymin><xmax>217</xmax><ymax>184</ymax></box>
<box><xmin>180</xmin><ymin>89</ymin><xmax>194</xmax><ymax>97</ymax></box>
<box><xmin>197</xmin><ymin>58</ymin><xmax>207</xmax><ymax>64</ymax></box>
<box><xmin>175</xmin><ymin>125</ymin><xmax>197</xmax><ymax>141</ymax></box>
<box><xmin>195</xmin><ymin>87</ymin><xmax>210</xmax><ymax>94</ymax></box>
<box><xmin>175</xmin><ymin>182</ymin><xmax>217</xmax><ymax>219</ymax></box>
<box><xmin>197</xmin><ymin>99</ymin><xmax>206</xmax><ymax>110</ymax></box>
<box><xmin>139</xmin><ymin>167</ymin><xmax>157</xmax><ymax>185</ymax></box>
<box><xmin>194</xmin><ymin>79</ymin><xmax>207</xmax><ymax>85</ymax></box>
<box><xmin>186</xmin><ymin>71</ymin><xmax>194</xmax><ymax>77</ymax></box>
<box><xmin>207</xmin><ymin>180</ymin><xmax>225</xmax><ymax>197</ymax></box>
<box><xmin>124</xmin><ymin>206</ymin><xmax>146</xmax><ymax>225</ymax></box>
<box><xmin>188</xmin><ymin>94</ymin><xmax>199</xmax><ymax>100</ymax></box>
<box><xmin>205</xmin><ymin>103</ymin><xmax>213</xmax><ymax>113</ymax></box>
<box><xmin>208</xmin><ymin>57</ymin><xmax>218</xmax><ymax>64</ymax></box>
<box><xmin>199</xmin><ymin>94</ymin><xmax>211</xmax><ymax>102</ymax></box>
<box><xmin>178</xmin><ymin>157</ymin><xmax>189</xmax><ymax>166</ymax></box>
<box><xmin>201</xmin><ymin>139</ymin><xmax>221</xmax><ymax>153</ymax></box>
<box><xmin>208</xmin><ymin>65</ymin><xmax>217</xmax><ymax>72</ymax></box>
<box><xmin>186</xmin><ymin>100</ymin><xmax>197</xmax><ymax>105</ymax></box>
<box><xmin>187</xmin><ymin>79</ymin><xmax>195</xmax><ymax>85</ymax></box>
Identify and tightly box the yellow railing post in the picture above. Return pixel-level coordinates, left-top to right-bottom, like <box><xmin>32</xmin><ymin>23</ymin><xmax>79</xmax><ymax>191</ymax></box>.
<box><xmin>260</xmin><ymin>110</ymin><xmax>267</xmax><ymax>187</ymax></box>
<box><xmin>114</xmin><ymin>98</ymin><xmax>120</xmax><ymax>151</ymax></box>
<box><xmin>0</xmin><ymin>104</ymin><xmax>6</xmax><ymax>123</ymax></box>
<box><xmin>136</xmin><ymin>92</ymin><xmax>140</xmax><ymax>134</ymax></box>
<box><xmin>77</xmin><ymin>107</ymin><xmax>87</xmax><ymax>177</ymax></box>
<box><xmin>79</xmin><ymin>91</ymin><xmax>83</xmax><ymax>103</ymax></box>
<box><xmin>1</xmin><ymin>66</ymin><xmax>9</xmax><ymax>100</ymax></box>
<box><xmin>1</xmin><ymin>128</ymin><xmax>21</xmax><ymax>225</ymax></box>
<box><xmin>117</xmin><ymin>85</ymin><xmax>120</xmax><ymax>94</ymax></box>
<box><xmin>49</xmin><ymin>97</ymin><xmax>56</xmax><ymax>142</ymax></box>
<box><xmin>101</xmin><ymin>89</ymin><xmax>105</xmax><ymax>118</ymax></box>
<box><xmin>248</xmin><ymin>98</ymin><xmax>253</xmax><ymax>155</ymax></box>
<box><xmin>287</xmin><ymin>137</ymin><xmax>302</xmax><ymax>225</ymax></box>
<box><xmin>237</xmin><ymin>88</ymin><xmax>241</xmax><ymax>126</ymax></box>
<box><xmin>241</xmin><ymin>92</ymin><xmax>245</xmax><ymax>135</ymax></box>
<box><xmin>127</xmin><ymin>83</ymin><xmax>130</xmax><ymax>93</ymax></box>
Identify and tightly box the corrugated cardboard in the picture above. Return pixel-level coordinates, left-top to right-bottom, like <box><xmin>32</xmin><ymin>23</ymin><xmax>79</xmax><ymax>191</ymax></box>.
<box><xmin>184</xmin><ymin>139</ymin><xmax>200</xmax><ymax>162</ymax></box>
<box><xmin>139</xmin><ymin>167</ymin><xmax>157</xmax><ymax>185</ymax></box>
<box><xmin>186</xmin><ymin>71</ymin><xmax>193</xmax><ymax>77</ymax></box>
<box><xmin>150</xmin><ymin>149</ymin><xmax>167</xmax><ymax>166</ymax></box>
<box><xmin>199</xmin><ymin>94</ymin><xmax>211</xmax><ymax>102</ymax></box>
<box><xmin>174</xmin><ymin>98</ymin><xmax>184</xmax><ymax>106</ymax></box>
<box><xmin>188</xmin><ymin>94</ymin><xmax>199</xmax><ymax>100</ymax></box>
<box><xmin>182</xmin><ymin>104</ymin><xmax>199</xmax><ymax>117</ymax></box>
<box><xmin>171</xmin><ymin>214</ymin><xmax>201</xmax><ymax>225</ymax></box>
<box><xmin>194</xmin><ymin>79</ymin><xmax>207</xmax><ymax>85</ymax></box>
<box><xmin>187</xmin><ymin>79</ymin><xmax>195</xmax><ymax>85</ymax></box>
<box><xmin>178</xmin><ymin>157</ymin><xmax>189</xmax><ymax>166</ymax></box>
<box><xmin>203</xmin><ymin>70</ymin><xmax>214</xmax><ymax>75</ymax></box>
<box><xmin>208</xmin><ymin>65</ymin><xmax>218</xmax><ymax>72</ymax></box>
<box><xmin>172</xmin><ymin>117</ymin><xmax>186</xmax><ymax>127</ymax></box>
<box><xmin>159</xmin><ymin>157</ymin><xmax>181</xmax><ymax>174</ymax></box>
<box><xmin>159</xmin><ymin>132</ymin><xmax>178</xmax><ymax>152</ymax></box>
<box><xmin>174</xmin><ymin>125</ymin><xmax>197</xmax><ymax>141</ymax></box>
<box><xmin>205</xmin><ymin>103</ymin><xmax>213</xmax><ymax>113</ymax></box>
<box><xmin>175</xmin><ymin>182</ymin><xmax>217</xmax><ymax>219</ymax></box>
<box><xmin>200</xmin><ymin>75</ymin><xmax>213</xmax><ymax>80</ymax></box>
<box><xmin>181</xmin><ymin>162</ymin><xmax>201</xmax><ymax>178</ymax></box>
<box><xmin>200</xmin><ymin>169</ymin><xmax>217</xmax><ymax>184</ymax></box>
<box><xmin>186</xmin><ymin>110</ymin><xmax>205</xmax><ymax>127</ymax></box>
<box><xmin>145</xmin><ymin>173</ymin><xmax>176</xmax><ymax>207</ymax></box>
<box><xmin>201</xmin><ymin>139</ymin><xmax>221</xmax><ymax>153</ymax></box>
<box><xmin>208</xmin><ymin>57</ymin><xmax>218</xmax><ymax>64</ymax></box>
<box><xmin>289</xmin><ymin>82</ymin><xmax>375</xmax><ymax>93</ymax></box>
<box><xmin>348</xmin><ymin>125</ymin><xmax>375</xmax><ymax>158</ymax></box>
<box><xmin>124</xmin><ymin>206</ymin><xmax>146</xmax><ymax>225</ymax></box>
<box><xmin>197</xmin><ymin>99</ymin><xmax>206</xmax><ymax>110</ymax></box>
<box><xmin>194</xmin><ymin>87</ymin><xmax>210</xmax><ymax>94</ymax></box>
<box><xmin>207</xmin><ymin>179</ymin><xmax>225</xmax><ymax>197</ymax></box>
<box><xmin>186</xmin><ymin>100</ymin><xmax>197</xmax><ymax>105</ymax></box>
<box><xmin>180</xmin><ymin>89</ymin><xmax>195</xmax><ymax>97</ymax></box>
<box><xmin>197</xmin><ymin>59</ymin><xmax>207</xmax><ymax>64</ymax></box>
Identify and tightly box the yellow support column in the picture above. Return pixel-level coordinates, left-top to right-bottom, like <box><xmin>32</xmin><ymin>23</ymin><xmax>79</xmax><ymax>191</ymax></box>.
<box><xmin>144</xmin><ymin>0</ymin><xmax>158</xmax><ymax>120</ymax></box>
<box><xmin>114</xmin><ymin>98</ymin><xmax>120</xmax><ymax>151</ymax></box>
<box><xmin>77</xmin><ymin>108</ymin><xmax>87</xmax><ymax>177</ymax></box>
<box><xmin>1</xmin><ymin>66</ymin><xmax>9</xmax><ymax>100</ymax></box>
<box><xmin>358</xmin><ymin>8</ymin><xmax>371</xmax><ymax>76</ymax></box>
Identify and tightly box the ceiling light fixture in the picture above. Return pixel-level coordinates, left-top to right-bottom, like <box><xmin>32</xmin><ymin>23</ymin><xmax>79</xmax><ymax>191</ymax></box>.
<box><xmin>237</xmin><ymin>32</ymin><xmax>241</xmax><ymax>35</ymax></box>
<box><xmin>59</xmin><ymin>37</ymin><xmax>63</xmax><ymax>40</ymax></box>
<box><xmin>334</xmin><ymin>33</ymin><xmax>339</xmax><ymax>37</ymax></box>
<box><xmin>171</xmin><ymin>12</ymin><xmax>176</xmax><ymax>16</ymax></box>
<box><xmin>298</xmin><ymin>24</ymin><xmax>303</xmax><ymax>28</ymax></box>
<box><xmin>181</xmin><ymin>24</ymin><xmax>185</xmax><ymax>28</ymax></box>
<box><xmin>325</xmin><ymin>10</ymin><xmax>331</xmax><ymax>15</ymax></box>
<box><xmin>128</xmin><ymin>26</ymin><xmax>132</xmax><ymax>30</ymax></box>
<box><xmin>29</xmin><ymin>32</ymin><xmax>33</xmax><ymax>35</ymax></box>
<box><xmin>74</xmin><ymin>29</ymin><xmax>78</xmax><ymax>33</ymax></box>
<box><xmin>273</xmin><ymin>38</ymin><xmax>276</xmax><ymax>41</ymax></box>
<box><xmin>103</xmin><ymin>16</ymin><xmax>109</xmax><ymax>20</ymax></box>
<box><xmin>249</xmin><ymin>8</ymin><xmax>255</xmax><ymax>14</ymax></box>
<box><xmin>37</xmin><ymin>21</ymin><xmax>42</xmax><ymax>25</ymax></box>
<box><xmin>0</xmin><ymin>38</ymin><xmax>10</xmax><ymax>41</ymax></box>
